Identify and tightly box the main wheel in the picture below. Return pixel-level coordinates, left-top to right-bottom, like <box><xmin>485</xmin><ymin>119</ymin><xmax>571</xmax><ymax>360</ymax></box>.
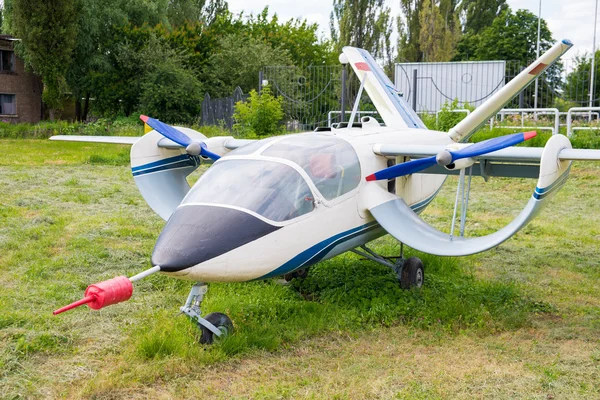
<box><xmin>283</xmin><ymin>267</ymin><xmax>309</xmax><ymax>282</ymax></box>
<box><xmin>199</xmin><ymin>312</ymin><xmax>234</xmax><ymax>345</ymax></box>
<box><xmin>400</xmin><ymin>257</ymin><xmax>424</xmax><ymax>289</ymax></box>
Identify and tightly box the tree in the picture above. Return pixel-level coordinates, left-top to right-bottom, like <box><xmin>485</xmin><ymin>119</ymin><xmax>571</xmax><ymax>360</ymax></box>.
<box><xmin>397</xmin><ymin>0</ymin><xmax>423</xmax><ymax>61</ymax></box>
<box><xmin>203</xmin><ymin>33</ymin><xmax>292</xmax><ymax>98</ymax></box>
<box><xmin>330</xmin><ymin>0</ymin><xmax>393</xmax><ymax>64</ymax></box>
<box><xmin>564</xmin><ymin>52</ymin><xmax>600</xmax><ymax>107</ymax></box>
<box><xmin>459</xmin><ymin>0</ymin><xmax>507</xmax><ymax>34</ymax></box>
<box><xmin>139</xmin><ymin>36</ymin><xmax>203</xmax><ymax>123</ymax></box>
<box><xmin>8</xmin><ymin>0</ymin><xmax>79</xmax><ymax>117</ymax></box>
<box><xmin>167</xmin><ymin>0</ymin><xmax>227</xmax><ymax>27</ymax></box>
<box><xmin>418</xmin><ymin>0</ymin><xmax>461</xmax><ymax>62</ymax></box>
<box><xmin>453</xmin><ymin>8</ymin><xmax>552</xmax><ymax>63</ymax></box>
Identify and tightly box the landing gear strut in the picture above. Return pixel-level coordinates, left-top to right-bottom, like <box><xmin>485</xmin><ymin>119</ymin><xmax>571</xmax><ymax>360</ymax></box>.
<box><xmin>351</xmin><ymin>243</ymin><xmax>424</xmax><ymax>289</ymax></box>
<box><xmin>180</xmin><ymin>283</ymin><xmax>233</xmax><ymax>344</ymax></box>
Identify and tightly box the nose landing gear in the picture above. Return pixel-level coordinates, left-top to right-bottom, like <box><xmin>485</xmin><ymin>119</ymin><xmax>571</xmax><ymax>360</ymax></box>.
<box><xmin>180</xmin><ymin>283</ymin><xmax>234</xmax><ymax>344</ymax></box>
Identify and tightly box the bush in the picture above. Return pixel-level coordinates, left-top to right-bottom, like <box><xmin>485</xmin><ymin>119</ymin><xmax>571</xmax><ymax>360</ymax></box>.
<box><xmin>435</xmin><ymin>98</ymin><xmax>475</xmax><ymax>132</ymax></box>
<box><xmin>233</xmin><ymin>86</ymin><xmax>285</xmax><ymax>137</ymax></box>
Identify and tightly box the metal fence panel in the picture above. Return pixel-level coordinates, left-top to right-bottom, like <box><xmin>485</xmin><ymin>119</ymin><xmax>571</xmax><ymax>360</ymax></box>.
<box><xmin>395</xmin><ymin>61</ymin><xmax>506</xmax><ymax>112</ymax></box>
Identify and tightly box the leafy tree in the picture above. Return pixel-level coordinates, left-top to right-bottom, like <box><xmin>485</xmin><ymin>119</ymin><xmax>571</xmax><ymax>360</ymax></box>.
<box><xmin>203</xmin><ymin>33</ymin><xmax>292</xmax><ymax>98</ymax></box>
<box><xmin>419</xmin><ymin>0</ymin><xmax>461</xmax><ymax>61</ymax></box>
<box><xmin>0</xmin><ymin>8</ymin><xmax>3</xmax><ymax>32</ymax></box>
<box><xmin>233</xmin><ymin>86</ymin><xmax>284</xmax><ymax>137</ymax></box>
<box><xmin>8</xmin><ymin>0</ymin><xmax>79</xmax><ymax>117</ymax></box>
<box><xmin>459</xmin><ymin>0</ymin><xmax>507</xmax><ymax>34</ymax></box>
<box><xmin>167</xmin><ymin>0</ymin><xmax>227</xmax><ymax>27</ymax></box>
<box><xmin>330</xmin><ymin>0</ymin><xmax>393</xmax><ymax>64</ymax></box>
<box><xmin>245</xmin><ymin>8</ymin><xmax>335</xmax><ymax>66</ymax></box>
<box><xmin>397</xmin><ymin>0</ymin><xmax>423</xmax><ymax>61</ymax></box>
<box><xmin>139</xmin><ymin>37</ymin><xmax>203</xmax><ymax>123</ymax></box>
<box><xmin>564</xmin><ymin>52</ymin><xmax>600</xmax><ymax>107</ymax></box>
<box><xmin>453</xmin><ymin>8</ymin><xmax>552</xmax><ymax>63</ymax></box>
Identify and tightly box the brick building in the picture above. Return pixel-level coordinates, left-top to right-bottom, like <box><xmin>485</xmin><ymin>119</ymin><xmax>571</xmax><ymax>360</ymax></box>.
<box><xmin>0</xmin><ymin>35</ymin><xmax>43</xmax><ymax>123</ymax></box>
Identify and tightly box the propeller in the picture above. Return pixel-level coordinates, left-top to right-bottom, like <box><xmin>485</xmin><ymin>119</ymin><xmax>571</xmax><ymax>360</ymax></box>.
<box><xmin>140</xmin><ymin>115</ymin><xmax>220</xmax><ymax>161</ymax></box>
<box><xmin>366</xmin><ymin>131</ymin><xmax>537</xmax><ymax>181</ymax></box>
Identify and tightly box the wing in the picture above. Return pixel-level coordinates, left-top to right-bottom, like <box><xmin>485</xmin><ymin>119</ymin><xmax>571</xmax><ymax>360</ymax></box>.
<box><xmin>50</xmin><ymin>134</ymin><xmax>255</xmax><ymax>151</ymax></box>
<box><xmin>366</xmin><ymin>135</ymin><xmax>600</xmax><ymax>256</ymax></box>
<box><xmin>373</xmin><ymin>142</ymin><xmax>600</xmax><ymax>179</ymax></box>
<box><xmin>342</xmin><ymin>46</ymin><xmax>426</xmax><ymax>130</ymax></box>
<box><xmin>50</xmin><ymin>135</ymin><xmax>139</xmax><ymax>145</ymax></box>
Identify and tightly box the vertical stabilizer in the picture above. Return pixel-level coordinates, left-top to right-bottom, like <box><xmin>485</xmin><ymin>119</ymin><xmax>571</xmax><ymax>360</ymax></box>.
<box><xmin>342</xmin><ymin>46</ymin><xmax>426</xmax><ymax>129</ymax></box>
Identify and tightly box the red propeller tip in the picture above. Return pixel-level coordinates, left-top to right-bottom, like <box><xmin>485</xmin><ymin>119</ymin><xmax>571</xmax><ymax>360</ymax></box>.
<box><xmin>365</xmin><ymin>174</ymin><xmax>376</xmax><ymax>181</ymax></box>
<box><xmin>140</xmin><ymin>115</ymin><xmax>149</xmax><ymax>123</ymax></box>
<box><xmin>524</xmin><ymin>131</ymin><xmax>537</xmax><ymax>140</ymax></box>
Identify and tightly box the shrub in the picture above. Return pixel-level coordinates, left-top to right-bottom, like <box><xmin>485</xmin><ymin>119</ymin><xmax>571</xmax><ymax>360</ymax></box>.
<box><xmin>436</xmin><ymin>98</ymin><xmax>475</xmax><ymax>132</ymax></box>
<box><xmin>233</xmin><ymin>86</ymin><xmax>285</xmax><ymax>137</ymax></box>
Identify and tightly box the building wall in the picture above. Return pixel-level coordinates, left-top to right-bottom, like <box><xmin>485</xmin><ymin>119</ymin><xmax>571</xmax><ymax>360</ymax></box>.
<box><xmin>0</xmin><ymin>38</ymin><xmax>43</xmax><ymax>123</ymax></box>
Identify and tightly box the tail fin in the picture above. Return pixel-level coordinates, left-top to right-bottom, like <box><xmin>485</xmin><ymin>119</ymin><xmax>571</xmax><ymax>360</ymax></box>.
<box><xmin>342</xmin><ymin>46</ymin><xmax>426</xmax><ymax>130</ymax></box>
<box><xmin>448</xmin><ymin>39</ymin><xmax>573</xmax><ymax>143</ymax></box>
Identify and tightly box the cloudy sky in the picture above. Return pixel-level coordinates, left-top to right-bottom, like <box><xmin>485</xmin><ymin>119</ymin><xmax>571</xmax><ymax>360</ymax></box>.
<box><xmin>228</xmin><ymin>0</ymin><xmax>599</xmax><ymax>58</ymax></box>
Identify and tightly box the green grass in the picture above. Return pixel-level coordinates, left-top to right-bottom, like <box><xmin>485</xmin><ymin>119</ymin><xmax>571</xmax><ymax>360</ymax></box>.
<box><xmin>0</xmin><ymin>138</ymin><xmax>599</xmax><ymax>398</ymax></box>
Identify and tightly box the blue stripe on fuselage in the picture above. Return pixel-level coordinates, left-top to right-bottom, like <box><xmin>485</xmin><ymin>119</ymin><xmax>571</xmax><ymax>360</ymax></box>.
<box><xmin>258</xmin><ymin>189</ymin><xmax>441</xmax><ymax>279</ymax></box>
<box><xmin>131</xmin><ymin>154</ymin><xmax>200</xmax><ymax>176</ymax></box>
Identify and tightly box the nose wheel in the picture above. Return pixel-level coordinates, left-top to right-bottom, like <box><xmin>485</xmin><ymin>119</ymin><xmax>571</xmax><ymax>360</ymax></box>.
<box><xmin>180</xmin><ymin>283</ymin><xmax>234</xmax><ymax>344</ymax></box>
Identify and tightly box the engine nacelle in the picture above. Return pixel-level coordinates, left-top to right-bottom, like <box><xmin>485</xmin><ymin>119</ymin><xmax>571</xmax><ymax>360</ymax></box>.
<box><xmin>131</xmin><ymin>128</ymin><xmax>207</xmax><ymax>221</ymax></box>
<box><xmin>444</xmin><ymin>157</ymin><xmax>475</xmax><ymax>171</ymax></box>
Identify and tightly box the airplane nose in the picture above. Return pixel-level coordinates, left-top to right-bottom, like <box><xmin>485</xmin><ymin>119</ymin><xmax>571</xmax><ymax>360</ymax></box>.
<box><xmin>152</xmin><ymin>205</ymin><xmax>281</xmax><ymax>272</ymax></box>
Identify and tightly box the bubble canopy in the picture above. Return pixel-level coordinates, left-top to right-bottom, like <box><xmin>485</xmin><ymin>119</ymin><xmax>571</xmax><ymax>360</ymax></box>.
<box><xmin>183</xmin><ymin>135</ymin><xmax>361</xmax><ymax>222</ymax></box>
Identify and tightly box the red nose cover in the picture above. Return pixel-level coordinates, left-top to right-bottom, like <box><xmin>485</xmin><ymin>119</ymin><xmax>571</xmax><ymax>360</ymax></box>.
<box><xmin>85</xmin><ymin>276</ymin><xmax>133</xmax><ymax>309</ymax></box>
<box><xmin>53</xmin><ymin>276</ymin><xmax>133</xmax><ymax>315</ymax></box>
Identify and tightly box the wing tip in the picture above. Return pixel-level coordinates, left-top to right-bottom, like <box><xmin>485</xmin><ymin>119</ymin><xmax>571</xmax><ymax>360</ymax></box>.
<box><xmin>140</xmin><ymin>115</ymin><xmax>149</xmax><ymax>123</ymax></box>
<box><xmin>365</xmin><ymin>174</ymin><xmax>377</xmax><ymax>182</ymax></box>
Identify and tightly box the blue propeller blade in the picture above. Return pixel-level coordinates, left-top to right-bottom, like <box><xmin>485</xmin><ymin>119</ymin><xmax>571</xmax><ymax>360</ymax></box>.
<box><xmin>140</xmin><ymin>115</ymin><xmax>220</xmax><ymax>161</ymax></box>
<box><xmin>366</xmin><ymin>131</ymin><xmax>536</xmax><ymax>181</ymax></box>
<box><xmin>366</xmin><ymin>156</ymin><xmax>437</xmax><ymax>181</ymax></box>
<box><xmin>446</xmin><ymin>131</ymin><xmax>536</xmax><ymax>161</ymax></box>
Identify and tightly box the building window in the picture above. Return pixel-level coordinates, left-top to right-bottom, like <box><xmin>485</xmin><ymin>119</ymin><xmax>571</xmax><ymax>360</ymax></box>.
<box><xmin>0</xmin><ymin>94</ymin><xmax>16</xmax><ymax>115</ymax></box>
<box><xmin>0</xmin><ymin>50</ymin><xmax>15</xmax><ymax>72</ymax></box>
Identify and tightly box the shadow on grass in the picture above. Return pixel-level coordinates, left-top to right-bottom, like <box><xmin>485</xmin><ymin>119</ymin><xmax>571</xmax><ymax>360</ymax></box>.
<box><xmin>127</xmin><ymin>248</ymin><xmax>555</xmax><ymax>363</ymax></box>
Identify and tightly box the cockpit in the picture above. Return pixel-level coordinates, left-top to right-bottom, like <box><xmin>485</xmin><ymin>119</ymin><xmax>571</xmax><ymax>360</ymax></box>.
<box><xmin>182</xmin><ymin>134</ymin><xmax>361</xmax><ymax>222</ymax></box>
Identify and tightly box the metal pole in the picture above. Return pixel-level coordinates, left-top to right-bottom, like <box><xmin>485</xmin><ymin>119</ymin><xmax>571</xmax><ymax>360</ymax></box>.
<box><xmin>258</xmin><ymin>70</ymin><xmax>263</xmax><ymax>94</ymax></box>
<box><xmin>533</xmin><ymin>0</ymin><xmax>542</xmax><ymax>115</ymax></box>
<box><xmin>411</xmin><ymin>69</ymin><xmax>418</xmax><ymax>111</ymax></box>
<box><xmin>589</xmin><ymin>0</ymin><xmax>599</xmax><ymax>121</ymax></box>
<box><xmin>340</xmin><ymin>68</ymin><xmax>347</xmax><ymax>123</ymax></box>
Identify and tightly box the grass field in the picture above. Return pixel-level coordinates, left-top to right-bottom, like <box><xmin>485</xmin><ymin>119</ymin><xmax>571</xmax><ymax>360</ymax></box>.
<box><xmin>0</xmin><ymin>138</ymin><xmax>599</xmax><ymax>399</ymax></box>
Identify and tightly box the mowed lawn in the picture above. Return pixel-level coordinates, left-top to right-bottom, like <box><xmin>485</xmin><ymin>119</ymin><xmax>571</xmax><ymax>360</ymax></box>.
<box><xmin>0</xmin><ymin>139</ymin><xmax>599</xmax><ymax>399</ymax></box>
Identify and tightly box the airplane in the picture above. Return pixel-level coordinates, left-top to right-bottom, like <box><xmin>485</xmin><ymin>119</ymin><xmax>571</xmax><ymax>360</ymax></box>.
<box><xmin>50</xmin><ymin>39</ymin><xmax>600</xmax><ymax>344</ymax></box>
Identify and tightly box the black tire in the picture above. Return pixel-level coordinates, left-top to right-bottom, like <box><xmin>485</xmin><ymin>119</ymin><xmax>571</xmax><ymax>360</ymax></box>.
<box><xmin>283</xmin><ymin>267</ymin><xmax>309</xmax><ymax>282</ymax></box>
<box><xmin>199</xmin><ymin>312</ymin><xmax>234</xmax><ymax>345</ymax></box>
<box><xmin>400</xmin><ymin>257</ymin><xmax>424</xmax><ymax>289</ymax></box>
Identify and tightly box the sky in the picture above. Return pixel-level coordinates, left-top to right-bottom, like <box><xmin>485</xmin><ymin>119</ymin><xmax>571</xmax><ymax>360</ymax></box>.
<box><xmin>228</xmin><ymin>0</ymin><xmax>600</xmax><ymax>59</ymax></box>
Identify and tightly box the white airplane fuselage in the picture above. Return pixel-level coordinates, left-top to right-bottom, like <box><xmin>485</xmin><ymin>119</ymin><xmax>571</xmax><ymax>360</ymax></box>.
<box><xmin>157</xmin><ymin>123</ymin><xmax>451</xmax><ymax>282</ymax></box>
